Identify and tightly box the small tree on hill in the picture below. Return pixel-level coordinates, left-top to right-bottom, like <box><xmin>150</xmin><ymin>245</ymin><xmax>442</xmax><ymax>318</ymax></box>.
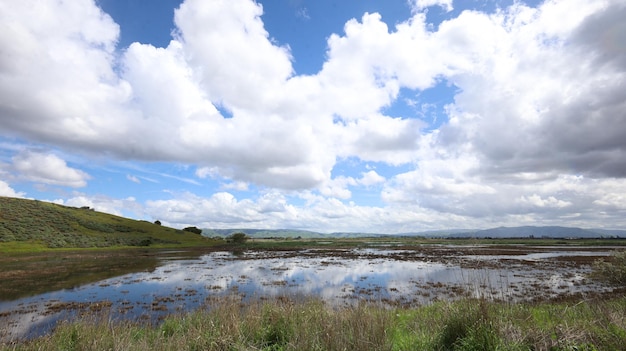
<box><xmin>154</xmin><ymin>220</ymin><xmax>161</xmax><ymax>225</ymax></box>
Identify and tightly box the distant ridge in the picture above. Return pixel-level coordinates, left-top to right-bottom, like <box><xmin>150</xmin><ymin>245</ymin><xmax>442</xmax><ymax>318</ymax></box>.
<box><xmin>451</xmin><ymin>226</ymin><xmax>626</xmax><ymax>239</ymax></box>
<box><xmin>201</xmin><ymin>228</ymin><xmax>325</xmax><ymax>239</ymax></box>
<box><xmin>202</xmin><ymin>226</ymin><xmax>626</xmax><ymax>239</ymax></box>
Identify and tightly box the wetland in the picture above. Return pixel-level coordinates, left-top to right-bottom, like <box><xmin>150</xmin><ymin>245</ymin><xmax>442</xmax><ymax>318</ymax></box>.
<box><xmin>1</xmin><ymin>240</ymin><xmax>625</xmax><ymax>343</ymax></box>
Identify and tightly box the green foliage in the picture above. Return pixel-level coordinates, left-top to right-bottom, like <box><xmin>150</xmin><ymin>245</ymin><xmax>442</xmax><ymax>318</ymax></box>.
<box><xmin>182</xmin><ymin>226</ymin><xmax>202</xmax><ymax>235</ymax></box>
<box><xmin>591</xmin><ymin>251</ymin><xmax>626</xmax><ymax>286</ymax></box>
<box><xmin>434</xmin><ymin>301</ymin><xmax>502</xmax><ymax>351</ymax></box>
<box><xmin>226</xmin><ymin>232</ymin><xmax>248</xmax><ymax>244</ymax></box>
<box><xmin>257</xmin><ymin>304</ymin><xmax>293</xmax><ymax>349</ymax></box>
<box><xmin>0</xmin><ymin>196</ymin><xmax>215</xmax><ymax>251</ymax></box>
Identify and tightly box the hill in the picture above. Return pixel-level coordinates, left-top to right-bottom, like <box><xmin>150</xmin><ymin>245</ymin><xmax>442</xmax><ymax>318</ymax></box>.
<box><xmin>0</xmin><ymin>196</ymin><xmax>212</xmax><ymax>250</ymax></box>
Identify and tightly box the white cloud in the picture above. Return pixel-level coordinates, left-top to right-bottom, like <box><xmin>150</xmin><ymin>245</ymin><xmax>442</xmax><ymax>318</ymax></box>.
<box><xmin>318</xmin><ymin>170</ymin><xmax>386</xmax><ymax>200</ymax></box>
<box><xmin>409</xmin><ymin>0</ymin><xmax>454</xmax><ymax>13</ymax></box>
<box><xmin>12</xmin><ymin>151</ymin><xmax>90</xmax><ymax>188</ymax></box>
<box><xmin>222</xmin><ymin>181</ymin><xmax>249</xmax><ymax>191</ymax></box>
<box><xmin>143</xmin><ymin>190</ymin><xmax>470</xmax><ymax>233</ymax></box>
<box><xmin>359</xmin><ymin>170</ymin><xmax>386</xmax><ymax>186</ymax></box>
<box><xmin>0</xmin><ymin>0</ymin><xmax>130</xmax><ymax>146</ymax></box>
<box><xmin>319</xmin><ymin>176</ymin><xmax>356</xmax><ymax>200</ymax></box>
<box><xmin>434</xmin><ymin>0</ymin><xmax>626</xmax><ymax>180</ymax></box>
<box><xmin>127</xmin><ymin>174</ymin><xmax>141</xmax><ymax>184</ymax></box>
<box><xmin>0</xmin><ymin>180</ymin><xmax>24</xmax><ymax>198</ymax></box>
<box><xmin>0</xmin><ymin>0</ymin><xmax>625</xmax><ymax>230</ymax></box>
<box><xmin>174</xmin><ymin>0</ymin><xmax>293</xmax><ymax>110</ymax></box>
<box><xmin>519</xmin><ymin>194</ymin><xmax>572</xmax><ymax>209</ymax></box>
<box><xmin>146</xmin><ymin>192</ymin><xmax>267</xmax><ymax>228</ymax></box>
<box><xmin>54</xmin><ymin>194</ymin><xmax>143</xmax><ymax>218</ymax></box>
<box><xmin>0</xmin><ymin>0</ymin><xmax>435</xmax><ymax>191</ymax></box>
<box><xmin>195</xmin><ymin>167</ymin><xmax>218</xmax><ymax>179</ymax></box>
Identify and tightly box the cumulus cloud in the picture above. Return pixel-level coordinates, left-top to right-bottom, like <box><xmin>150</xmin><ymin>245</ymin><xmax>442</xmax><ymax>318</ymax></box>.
<box><xmin>143</xmin><ymin>190</ymin><xmax>479</xmax><ymax>232</ymax></box>
<box><xmin>0</xmin><ymin>180</ymin><xmax>24</xmax><ymax>198</ymax></box>
<box><xmin>359</xmin><ymin>170</ymin><xmax>386</xmax><ymax>186</ymax></box>
<box><xmin>0</xmin><ymin>0</ymin><xmax>445</xmax><ymax>191</ymax></box>
<box><xmin>146</xmin><ymin>191</ymin><xmax>274</xmax><ymax>228</ymax></box>
<box><xmin>54</xmin><ymin>194</ymin><xmax>143</xmax><ymax>217</ymax></box>
<box><xmin>319</xmin><ymin>170</ymin><xmax>386</xmax><ymax>199</ymax></box>
<box><xmin>0</xmin><ymin>0</ymin><xmax>625</xmax><ymax>230</ymax></box>
<box><xmin>0</xmin><ymin>0</ymin><xmax>131</xmax><ymax>149</ymax></box>
<box><xmin>0</xmin><ymin>0</ymin><xmax>436</xmax><ymax>190</ymax></box>
<box><xmin>12</xmin><ymin>151</ymin><xmax>90</xmax><ymax>188</ymax></box>
<box><xmin>435</xmin><ymin>0</ymin><xmax>626</xmax><ymax>180</ymax></box>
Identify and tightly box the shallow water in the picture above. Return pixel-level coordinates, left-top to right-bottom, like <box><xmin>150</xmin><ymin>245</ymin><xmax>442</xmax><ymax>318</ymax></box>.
<box><xmin>0</xmin><ymin>246</ymin><xmax>617</xmax><ymax>342</ymax></box>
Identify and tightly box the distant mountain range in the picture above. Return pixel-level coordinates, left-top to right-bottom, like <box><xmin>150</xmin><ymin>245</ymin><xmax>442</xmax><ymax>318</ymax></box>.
<box><xmin>452</xmin><ymin>226</ymin><xmax>626</xmax><ymax>239</ymax></box>
<box><xmin>202</xmin><ymin>226</ymin><xmax>626</xmax><ymax>239</ymax></box>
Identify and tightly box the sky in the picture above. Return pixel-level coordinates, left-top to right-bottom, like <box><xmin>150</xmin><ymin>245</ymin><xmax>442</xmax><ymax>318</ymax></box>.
<box><xmin>1</xmin><ymin>0</ymin><xmax>625</xmax><ymax>233</ymax></box>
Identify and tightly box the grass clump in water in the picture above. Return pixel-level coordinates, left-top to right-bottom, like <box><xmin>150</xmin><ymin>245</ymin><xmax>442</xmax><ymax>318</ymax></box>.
<box><xmin>591</xmin><ymin>250</ymin><xmax>626</xmax><ymax>286</ymax></box>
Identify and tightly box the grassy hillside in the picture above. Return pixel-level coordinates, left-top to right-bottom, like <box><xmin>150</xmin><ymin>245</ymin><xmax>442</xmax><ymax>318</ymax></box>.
<box><xmin>0</xmin><ymin>196</ymin><xmax>213</xmax><ymax>251</ymax></box>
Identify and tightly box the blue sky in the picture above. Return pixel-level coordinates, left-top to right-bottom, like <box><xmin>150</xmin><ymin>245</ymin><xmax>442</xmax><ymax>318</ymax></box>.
<box><xmin>1</xmin><ymin>0</ymin><xmax>625</xmax><ymax>233</ymax></box>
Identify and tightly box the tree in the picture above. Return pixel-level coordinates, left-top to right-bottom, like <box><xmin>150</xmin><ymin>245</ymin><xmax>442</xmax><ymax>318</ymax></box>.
<box><xmin>154</xmin><ymin>220</ymin><xmax>161</xmax><ymax>226</ymax></box>
<box><xmin>183</xmin><ymin>226</ymin><xmax>202</xmax><ymax>235</ymax></box>
<box><xmin>227</xmin><ymin>232</ymin><xmax>248</xmax><ymax>244</ymax></box>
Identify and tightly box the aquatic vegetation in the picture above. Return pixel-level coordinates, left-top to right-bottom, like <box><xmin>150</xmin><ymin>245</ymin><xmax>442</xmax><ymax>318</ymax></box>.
<box><xmin>591</xmin><ymin>250</ymin><xmax>626</xmax><ymax>286</ymax></box>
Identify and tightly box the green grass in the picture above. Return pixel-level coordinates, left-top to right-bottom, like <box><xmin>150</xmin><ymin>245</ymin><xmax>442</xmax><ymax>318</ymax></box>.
<box><xmin>0</xmin><ymin>196</ymin><xmax>216</xmax><ymax>251</ymax></box>
<box><xmin>4</xmin><ymin>296</ymin><xmax>625</xmax><ymax>351</ymax></box>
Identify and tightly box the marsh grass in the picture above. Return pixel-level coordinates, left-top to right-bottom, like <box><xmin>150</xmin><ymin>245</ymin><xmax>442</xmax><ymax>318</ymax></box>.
<box><xmin>592</xmin><ymin>250</ymin><xmax>626</xmax><ymax>286</ymax></box>
<box><xmin>4</xmin><ymin>296</ymin><xmax>625</xmax><ymax>351</ymax></box>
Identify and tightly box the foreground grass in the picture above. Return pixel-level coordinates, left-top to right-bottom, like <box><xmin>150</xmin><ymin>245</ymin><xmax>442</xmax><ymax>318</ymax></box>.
<box><xmin>4</xmin><ymin>296</ymin><xmax>625</xmax><ymax>351</ymax></box>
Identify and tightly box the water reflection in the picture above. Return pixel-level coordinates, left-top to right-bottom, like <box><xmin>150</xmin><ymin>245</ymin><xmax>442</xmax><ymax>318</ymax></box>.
<box><xmin>0</xmin><ymin>247</ymin><xmax>614</xmax><ymax>342</ymax></box>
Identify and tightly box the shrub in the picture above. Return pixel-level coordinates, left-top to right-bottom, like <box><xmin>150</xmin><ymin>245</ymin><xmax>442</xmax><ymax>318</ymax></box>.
<box><xmin>226</xmin><ymin>232</ymin><xmax>248</xmax><ymax>244</ymax></box>
<box><xmin>182</xmin><ymin>226</ymin><xmax>202</xmax><ymax>235</ymax></box>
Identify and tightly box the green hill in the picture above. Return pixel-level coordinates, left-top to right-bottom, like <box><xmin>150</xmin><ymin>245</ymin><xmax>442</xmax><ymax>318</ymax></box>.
<box><xmin>0</xmin><ymin>196</ymin><xmax>213</xmax><ymax>251</ymax></box>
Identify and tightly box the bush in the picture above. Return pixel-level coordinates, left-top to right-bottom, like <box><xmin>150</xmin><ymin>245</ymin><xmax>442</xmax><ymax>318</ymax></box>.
<box><xmin>182</xmin><ymin>226</ymin><xmax>202</xmax><ymax>235</ymax></box>
<box><xmin>226</xmin><ymin>232</ymin><xmax>248</xmax><ymax>244</ymax></box>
